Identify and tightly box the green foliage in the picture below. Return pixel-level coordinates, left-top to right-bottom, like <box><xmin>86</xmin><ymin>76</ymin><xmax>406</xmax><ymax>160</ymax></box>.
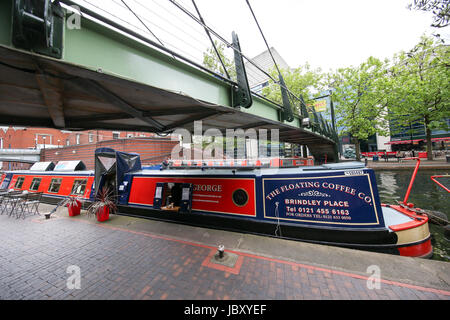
<box><xmin>202</xmin><ymin>40</ymin><xmax>236</xmax><ymax>81</ymax></box>
<box><xmin>86</xmin><ymin>186</ymin><xmax>117</xmax><ymax>217</ymax></box>
<box><xmin>408</xmin><ymin>0</ymin><xmax>450</xmax><ymax>28</ymax></box>
<box><xmin>388</xmin><ymin>35</ymin><xmax>449</xmax><ymax>127</ymax></box>
<box><xmin>328</xmin><ymin>56</ymin><xmax>391</xmax><ymax>141</ymax></box>
<box><xmin>387</xmin><ymin>35</ymin><xmax>449</xmax><ymax>159</ymax></box>
<box><xmin>261</xmin><ymin>63</ymin><xmax>325</xmax><ymax>112</ymax></box>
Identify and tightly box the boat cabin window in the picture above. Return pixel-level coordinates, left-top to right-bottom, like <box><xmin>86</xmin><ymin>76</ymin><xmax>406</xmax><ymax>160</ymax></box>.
<box><xmin>48</xmin><ymin>178</ymin><xmax>63</xmax><ymax>193</ymax></box>
<box><xmin>14</xmin><ymin>177</ymin><xmax>25</xmax><ymax>189</ymax></box>
<box><xmin>232</xmin><ymin>188</ymin><xmax>249</xmax><ymax>207</ymax></box>
<box><xmin>71</xmin><ymin>179</ymin><xmax>87</xmax><ymax>196</ymax></box>
<box><xmin>29</xmin><ymin>178</ymin><xmax>42</xmax><ymax>191</ymax></box>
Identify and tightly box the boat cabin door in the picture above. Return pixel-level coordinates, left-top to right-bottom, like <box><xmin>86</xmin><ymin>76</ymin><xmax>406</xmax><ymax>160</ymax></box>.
<box><xmin>95</xmin><ymin>154</ymin><xmax>117</xmax><ymax>200</ymax></box>
<box><xmin>153</xmin><ymin>182</ymin><xmax>192</xmax><ymax>213</ymax></box>
<box><xmin>179</xmin><ymin>183</ymin><xmax>193</xmax><ymax>213</ymax></box>
<box><xmin>93</xmin><ymin>148</ymin><xmax>142</xmax><ymax>203</ymax></box>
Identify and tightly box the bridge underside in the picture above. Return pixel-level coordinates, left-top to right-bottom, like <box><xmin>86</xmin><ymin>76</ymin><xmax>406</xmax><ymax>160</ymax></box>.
<box><xmin>0</xmin><ymin>45</ymin><xmax>336</xmax><ymax>161</ymax></box>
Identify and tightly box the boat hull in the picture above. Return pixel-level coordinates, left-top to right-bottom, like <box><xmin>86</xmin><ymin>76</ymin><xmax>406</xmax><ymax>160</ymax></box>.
<box><xmin>2</xmin><ymin>162</ymin><xmax>433</xmax><ymax>258</ymax></box>
<box><xmin>114</xmin><ymin>202</ymin><xmax>432</xmax><ymax>257</ymax></box>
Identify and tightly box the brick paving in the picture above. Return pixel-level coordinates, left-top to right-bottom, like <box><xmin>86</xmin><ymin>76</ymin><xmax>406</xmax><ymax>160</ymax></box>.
<box><xmin>0</xmin><ymin>213</ymin><xmax>449</xmax><ymax>300</ymax></box>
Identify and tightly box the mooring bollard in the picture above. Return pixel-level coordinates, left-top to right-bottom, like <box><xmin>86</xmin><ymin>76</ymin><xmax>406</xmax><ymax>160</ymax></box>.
<box><xmin>218</xmin><ymin>245</ymin><xmax>224</xmax><ymax>259</ymax></box>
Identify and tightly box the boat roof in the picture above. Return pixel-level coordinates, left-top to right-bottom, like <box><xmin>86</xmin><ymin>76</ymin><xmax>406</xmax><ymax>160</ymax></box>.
<box><xmin>135</xmin><ymin>161</ymin><xmax>367</xmax><ymax>176</ymax></box>
<box><xmin>3</xmin><ymin>169</ymin><xmax>94</xmax><ymax>175</ymax></box>
<box><xmin>3</xmin><ymin>162</ymin><xmax>367</xmax><ymax>177</ymax></box>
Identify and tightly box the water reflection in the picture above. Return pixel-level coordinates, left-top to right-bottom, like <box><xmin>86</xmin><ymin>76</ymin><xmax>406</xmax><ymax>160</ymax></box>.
<box><xmin>378</xmin><ymin>172</ymin><xmax>400</xmax><ymax>203</ymax></box>
<box><xmin>375</xmin><ymin>170</ymin><xmax>450</xmax><ymax>262</ymax></box>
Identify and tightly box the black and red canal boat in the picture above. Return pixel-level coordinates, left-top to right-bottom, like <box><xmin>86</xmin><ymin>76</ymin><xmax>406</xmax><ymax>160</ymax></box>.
<box><xmin>0</xmin><ymin>148</ymin><xmax>432</xmax><ymax>258</ymax></box>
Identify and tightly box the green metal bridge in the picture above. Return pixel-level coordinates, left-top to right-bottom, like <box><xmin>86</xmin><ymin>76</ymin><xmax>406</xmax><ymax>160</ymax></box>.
<box><xmin>0</xmin><ymin>0</ymin><xmax>338</xmax><ymax>161</ymax></box>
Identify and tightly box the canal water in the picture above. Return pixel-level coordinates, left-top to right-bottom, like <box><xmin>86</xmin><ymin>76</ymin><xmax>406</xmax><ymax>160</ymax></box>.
<box><xmin>375</xmin><ymin>170</ymin><xmax>449</xmax><ymax>262</ymax></box>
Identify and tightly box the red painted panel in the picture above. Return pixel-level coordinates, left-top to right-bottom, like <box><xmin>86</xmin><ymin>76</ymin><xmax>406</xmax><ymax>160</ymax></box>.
<box><xmin>10</xmin><ymin>174</ymin><xmax>93</xmax><ymax>199</ymax></box>
<box><xmin>386</xmin><ymin>205</ymin><xmax>429</xmax><ymax>231</ymax></box>
<box><xmin>128</xmin><ymin>176</ymin><xmax>256</xmax><ymax>216</ymax></box>
<box><xmin>398</xmin><ymin>239</ymin><xmax>432</xmax><ymax>258</ymax></box>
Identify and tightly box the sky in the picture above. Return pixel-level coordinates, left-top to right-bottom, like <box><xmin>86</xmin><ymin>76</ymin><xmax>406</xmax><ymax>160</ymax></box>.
<box><xmin>74</xmin><ymin>0</ymin><xmax>448</xmax><ymax>73</ymax></box>
<box><xmin>192</xmin><ymin>0</ymin><xmax>446</xmax><ymax>71</ymax></box>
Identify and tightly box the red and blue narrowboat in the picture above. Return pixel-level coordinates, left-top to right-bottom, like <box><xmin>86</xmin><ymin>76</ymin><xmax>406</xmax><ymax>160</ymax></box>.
<box><xmin>0</xmin><ymin>147</ymin><xmax>432</xmax><ymax>258</ymax></box>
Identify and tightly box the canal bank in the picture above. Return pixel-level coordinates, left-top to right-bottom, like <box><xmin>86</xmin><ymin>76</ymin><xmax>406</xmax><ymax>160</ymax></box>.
<box><xmin>368</xmin><ymin>163</ymin><xmax>449</xmax><ymax>262</ymax></box>
<box><xmin>366</xmin><ymin>158</ymin><xmax>450</xmax><ymax>170</ymax></box>
<box><xmin>7</xmin><ymin>203</ymin><xmax>445</xmax><ymax>300</ymax></box>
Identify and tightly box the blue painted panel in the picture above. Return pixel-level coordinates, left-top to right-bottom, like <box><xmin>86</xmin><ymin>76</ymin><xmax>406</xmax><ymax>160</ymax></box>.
<box><xmin>0</xmin><ymin>173</ymin><xmax>13</xmax><ymax>189</ymax></box>
<box><xmin>262</xmin><ymin>169</ymin><xmax>385</xmax><ymax>229</ymax></box>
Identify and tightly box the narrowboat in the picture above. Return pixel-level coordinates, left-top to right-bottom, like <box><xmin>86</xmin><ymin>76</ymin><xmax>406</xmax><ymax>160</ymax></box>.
<box><xmin>0</xmin><ymin>147</ymin><xmax>432</xmax><ymax>258</ymax></box>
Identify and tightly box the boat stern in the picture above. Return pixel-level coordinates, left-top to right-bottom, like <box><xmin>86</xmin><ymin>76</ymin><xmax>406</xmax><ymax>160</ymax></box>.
<box><xmin>383</xmin><ymin>204</ymin><xmax>433</xmax><ymax>258</ymax></box>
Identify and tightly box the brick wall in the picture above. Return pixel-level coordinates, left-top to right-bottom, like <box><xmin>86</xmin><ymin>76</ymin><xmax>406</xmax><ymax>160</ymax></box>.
<box><xmin>0</xmin><ymin>126</ymin><xmax>166</xmax><ymax>170</ymax></box>
<box><xmin>41</xmin><ymin>137</ymin><xmax>178</xmax><ymax>170</ymax></box>
<box><xmin>0</xmin><ymin>127</ymin><xmax>156</xmax><ymax>149</ymax></box>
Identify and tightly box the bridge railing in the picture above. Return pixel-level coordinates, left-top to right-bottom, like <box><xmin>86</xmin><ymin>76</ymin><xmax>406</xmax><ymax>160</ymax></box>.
<box><xmin>54</xmin><ymin>0</ymin><xmax>336</xmax><ymax>141</ymax></box>
<box><xmin>167</xmin><ymin>157</ymin><xmax>314</xmax><ymax>169</ymax></box>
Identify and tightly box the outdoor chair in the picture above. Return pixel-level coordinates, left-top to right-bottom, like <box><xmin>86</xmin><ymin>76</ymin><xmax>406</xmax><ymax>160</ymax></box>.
<box><xmin>0</xmin><ymin>190</ymin><xmax>22</xmax><ymax>215</ymax></box>
<box><xmin>17</xmin><ymin>192</ymin><xmax>43</xmax><ymax>219</ymax></box>
<box><xmin>0</xmin><ymin>189</ymin><xmax>9</xmax><ymax>205</ymax></box>
<box><xmin>396</xmin><ymin>151</ymin><xmax>406</xmax><ymax>162</ymax></box>
<box><xmin>0</xmin><ymin>188</ymin><xmax>12</xmax><ymax>201</ymax></box>
<box><xmin>12</xmin><ymin>192</ymin><xmax>30</xmax><ymax>219</ymax></box>
<box><xmin>4</xmin><ymin>191</ymin><xmax>28</xmax><ymax>217</ymax></box>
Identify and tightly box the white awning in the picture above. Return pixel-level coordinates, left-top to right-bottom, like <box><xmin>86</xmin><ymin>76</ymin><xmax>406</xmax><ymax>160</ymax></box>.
<box><xmin>29</xmin><ymin>161</ymin><xmax>55</xmax><ymax>171</ymax></box>
<box><xmin>53</xmin><ymin>161</ymin><xmax>86</xmax><ymax>172</ymax></box>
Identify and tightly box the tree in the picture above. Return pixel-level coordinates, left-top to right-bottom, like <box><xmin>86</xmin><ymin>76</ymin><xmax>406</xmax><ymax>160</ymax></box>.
<box><xmin>388</xmin><ymin>35</ymin><xmax>449</xmax><ymax>160</ymax></box>
<box><xmin>261</xmin><ymin>63</ymin><xmax>325</xmax><ymax>113</ymax></box>
<box><xmin>408</xmin><ymin>0</ymin><xmax>450</xmax><ymax>28</ymax></box>
<box><xmin>327</xmin><ymin>56</ymin><xmax>391</xmax><ymax>161</ymax></box>
<box><xmin>202</xmin><ymin>40</ymin><xmax>236</xmax><ymax>81</ymax></box>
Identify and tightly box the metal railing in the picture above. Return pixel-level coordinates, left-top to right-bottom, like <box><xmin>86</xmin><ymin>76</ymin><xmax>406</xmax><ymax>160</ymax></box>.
<box><xmin>58</xmin><ymin>0</ymin><xmax>337</xmax><ymax>141</ymax></box>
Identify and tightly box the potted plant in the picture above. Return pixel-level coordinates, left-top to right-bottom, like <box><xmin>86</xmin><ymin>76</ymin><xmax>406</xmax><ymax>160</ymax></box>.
<box><xmin>61</xmin><ymin>196</ymin><xmax>83</xmax><ymax>217</ymax></box>
<box><xmin>86</xmin><ymin>187</ymin><xmax>117</xmax><ymax>222</ymax></box>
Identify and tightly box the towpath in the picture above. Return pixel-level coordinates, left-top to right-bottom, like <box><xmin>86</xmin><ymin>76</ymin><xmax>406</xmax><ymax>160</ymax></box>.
<box><xmin>0</xmin><ymin>204</ymin><xmax>449</xmax><ymax>302</ymax></box>
<box><xmin>365</xmin><ymin>158</ymin><xmax>450</xmax><ymax>170</ymax></box>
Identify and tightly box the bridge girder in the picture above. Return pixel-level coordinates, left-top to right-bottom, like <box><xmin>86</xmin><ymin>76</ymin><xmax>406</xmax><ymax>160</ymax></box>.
<box><xmin>0</xmin><ymin>0</ymin><xmax>338</xmax><ymax>162</ymax></box>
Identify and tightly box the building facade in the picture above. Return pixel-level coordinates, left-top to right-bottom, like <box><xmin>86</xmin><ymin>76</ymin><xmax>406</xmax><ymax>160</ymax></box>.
<box><xmin>41</xmin><ymin>136</ymin><xmax>177</xmax><ymax>170</ymax></box>
<box><xmin>244</xmin><ymin>47</ymin><xmax>290</xmax><ymax>93</ymax></box>
<box><xmin>387</xmin><ymin>118</ymin><xmax>450</xmax><ymax>151</ymax></box>
<box><xmin>0</xmin><ymin>127</ymin><xmax>175</xmax><ymax>170</ymax></box>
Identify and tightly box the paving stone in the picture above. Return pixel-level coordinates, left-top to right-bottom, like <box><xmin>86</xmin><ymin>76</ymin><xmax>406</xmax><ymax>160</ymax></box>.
<box><xmin>0</xmin><ymin>212</ymin><xmax>448</xmax><ymax>300</ymax></box>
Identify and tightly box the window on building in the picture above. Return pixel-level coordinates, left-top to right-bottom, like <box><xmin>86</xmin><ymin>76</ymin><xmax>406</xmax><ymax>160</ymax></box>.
<box><xmin>112</xmin><ymin>132</ymin><xmax>120</xmax><ymax>139</ymax></box>
<box><xmin>29</xmin><ymin>177</ymin><xmax>42</xmax><ymax>191</ymax></box>
<box><xmin>127</xmin><ymin>133</ymin><xmax>134</xmax><ymax>138</ymax></box>
<box><xmin>14</xmin><ymin>177</ymin><xmax>25</xmax><ymax>189</ymax></box>
<box><xmin>66</xmin><ymin>139</ymin><xmax>70</xmax><ymax>146</ymax></box>
<box><xmin>48</xmin><ymin>178</ymin><xmax>63</xmax><ymax>193</ymax></box>
<box><xmin>70</xmin><ymin>179</ymin><xmax>88</xmax><ymax>196</ymax></box>
<box><xmin>88</xmin><ymin>132</ymin><xmax>94</xmax><ymax>143</ymax></box>
<box><xmin>76</xmin><ymin>134</ymin><xmax>80</xmax><ymax>145</ymax></box>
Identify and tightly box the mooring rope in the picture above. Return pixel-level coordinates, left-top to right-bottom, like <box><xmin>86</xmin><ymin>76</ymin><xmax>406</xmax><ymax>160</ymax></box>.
<box><xmin>397</xmin><ymin>202</ymin><xmax>448</xmax><ymax>225</ymax></box>
<box><xmin>274</xmin><ymin>201</ymin><xmax>282</xmax><ymax>237</ymax></box>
